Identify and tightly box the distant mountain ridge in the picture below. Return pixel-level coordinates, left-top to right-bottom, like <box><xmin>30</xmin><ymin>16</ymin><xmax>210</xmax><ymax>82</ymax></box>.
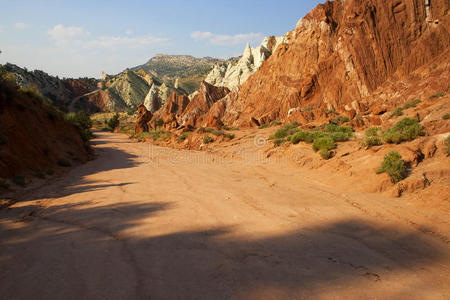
<box><xmin>131</xmin><ymin>54</ymin><xmax>224</xmax><ymax>94</ymax></box>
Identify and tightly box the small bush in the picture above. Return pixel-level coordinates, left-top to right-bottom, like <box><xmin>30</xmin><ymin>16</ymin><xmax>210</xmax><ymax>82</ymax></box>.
<box><xmin>376</xmin><ymin>151</ymin><xmax>407</xmax><ymax>183</ymax></box>
<box><xmin>203</xmin><ymin>136</ymin><xmax>214</xmax><ymax>144</ymax></box>
<box><xmin>429</xmin><ymin>92</ymin><xmax>444</xmax><ymax>99</ymax></box>
<box><xmin>57</xmin><ymin>159</ymin><xmax>71</xmax><ymax>167</ymax></box>
<box><xmin>178</xmin><ymin>132</ymin><xmax>191</xmax><ymax>142</ymax></box>
<box><xmin>107</xmin><ymin>113</ymin><xmax>120</xmax><ymax>131</ymax></box>
<box><xmin>324</xmin><ymin>124</ymin><xmax>353</xmax><ymax>135</ymax></box>
<box><xmin>443</xmin><ymin>113</ymin><xmax>450</xmax><ymax>120</ymax></box>
<box><xmin>274</xmin><ymin>138</ymin><xmax>287</xmax><ymax>146</ymax></box>
<box><xmin>403</xmin><ymin>99</ymin><xmax>421</xmax><ymax>110</ymax></box>
<box><xmin>0</xmin><ymin>135</ymin><xmax>8</xmax><ymax>145</ymax></box>
<box><xmin>224</xmin><ymin>133</ymin><xmax>235</xmax><ymax>139</ymax></box>
<box><xmin>65</xmin><ymin>111</ymin><xmax>93</xmax><ymax>142</ymax></box>
<box><xmin>328</xmin><ymin>132</ymin><xmax>350</xmax><ymax>142</ymax></box>
<box><xmin>156</xmin><ymin>118</ymin><xmax>164</xmax><ymax>128</ymax></box>
<box><xmin>20</xmin><ymin>85</ymin><xmax>43</xmax><ymax>100</ymax></box>
<box><xmin>390</xmin><ymin>107</ymin><xmax>404</xmax><ymax>117</ymax></box>
<box><xmin>270</xmin><ymin>124</ymin><xmax>300</xmax><ymax>139</ymax></box>
<box><xmin>361</xmin><ymin>136</ymin><xmax>383</xmax><ymax>148</ymax></box>
<box><xmin>46</xmin><ymin>169</ymin><xmax>54</xmax><ymax>176</ymax></box>
<box><xmin>339</xmin><ymin>116</ymin><xmax>350</xmax><ymax>123</ymax></box>
<box><xmin>12</xmin><ymin>174</ymin><xmax>26</xmax><ymax>187</ymax></box>
<box><xmin>259</xmin><ymin>121</ymin><xmax>282</xmax><ymax>129</ymax></box>
<box><xmin>127</xmin><ymin>107</ymin><xmax>137</xmax><ymax>116</ymax></box>
<box><xmin>35</xmin><ymin>171</ymin><xmax>45</xmax><ymax>179</ymax></box>
<box><xmin>304</xmin><ymin>106</ymin><xmax>313</xmax><ymax>112</ymax></box>
<box><xmin>365</xmin><ymin>127</ymin><xmax>382</xmax><ymax>137</ymax></box>
<box><xmin>383</xmin><ymin>118</ymin><xmax>425</xmax><ymax>144</ymax></box>
<box><xmin>312</xmin><ymin>137</ymin><xmax>336</xmax><ymax>152</ymax></box>
<box><xmin>319</xmin><ymin>149</ymin><xmax>332</xmax><ymax>160</ymax></box>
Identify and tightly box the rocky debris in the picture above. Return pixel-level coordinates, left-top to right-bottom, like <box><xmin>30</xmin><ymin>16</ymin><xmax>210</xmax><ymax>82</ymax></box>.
<box><xmin>150</xmin><ymin>92</ymin><xmax>190</xmax><ymax>130</ymax></box>
<box><xmin>205</xmin><ymin>34</ymin><xmax>289</xmax><ymax>90</ymax></box>
<box><xmin>179</xmin><ymin>81</ymin><xmax>230</xmax><ymax>128</ymax></box>
<box><xmin>213</xmin><ymin>0</ymin><xmax>449</xmax><ymax>128</ymax></box>
<box><xmin>134</xmin><ymin>104</ymin><xmax>153</xmax><ymax>134</ymax></box>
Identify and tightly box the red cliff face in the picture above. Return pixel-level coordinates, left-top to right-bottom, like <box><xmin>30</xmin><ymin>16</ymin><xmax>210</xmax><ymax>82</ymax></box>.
<box><xmin>150</xmin><ymin>92</ymin><xmax>190</xmax><ymax>129</ymax></box>
<box><xmin>220</xmin><ymin>0</ymin><xmax>449</xmax><ymax>127</ymax></box>
<box><xmin>179</xmin><ymin>81</ymin><xmax>230</xmax><ymax>129</ymax></box>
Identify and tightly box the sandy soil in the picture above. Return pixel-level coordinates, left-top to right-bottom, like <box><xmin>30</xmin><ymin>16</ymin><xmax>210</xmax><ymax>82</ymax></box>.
<box><xmin>1</xmin><ymin>131</ymin><xmax>449</xmax><ymax>299</ymax></box>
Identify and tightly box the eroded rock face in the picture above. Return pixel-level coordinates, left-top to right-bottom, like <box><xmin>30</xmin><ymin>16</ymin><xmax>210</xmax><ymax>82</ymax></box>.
<box><xmin>204</xmin><ymin>34</ymin><xmax>289</xmax><ymax>90</ymax></box>
<box><xmin>179</xmin><ymin>81</ymin><xmax>230</xmax><ymax>128</ymax></box>
<box><xmin>149</xmin><ymin>92</ymin><xmax>190</xmax><ymax>129</ymax></box>
<box><xmin>218</xmin><ymin>0</ymin><xmax>449</xmax><ymax>127</ymax></box>
<box><xmin>134</xmin><ymin>104</ymin><xmax>153</xmax><ymax>134</ymax></box>
<box><xmin>143</xmin><ymin>84</ymin><xmax>161</xmax><ymax>113</ymax></box>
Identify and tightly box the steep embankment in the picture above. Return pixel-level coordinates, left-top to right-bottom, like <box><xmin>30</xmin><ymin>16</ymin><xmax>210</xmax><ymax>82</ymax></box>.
<box><xmin>0</xmin><ymin>78</ymin><xmax>90</xmax><ymax>181</ymax></box>
<box><xmin>213</xmin><ymin>0</ymin><xmax>449</xmax><ymax>127</ymax></box>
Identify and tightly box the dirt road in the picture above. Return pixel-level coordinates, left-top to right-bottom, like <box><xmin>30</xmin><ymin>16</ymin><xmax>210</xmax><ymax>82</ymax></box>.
<box><xmin>1</xmin><ymin>132</ymin><xmax>449</xmax><ymax>299</ymax></box>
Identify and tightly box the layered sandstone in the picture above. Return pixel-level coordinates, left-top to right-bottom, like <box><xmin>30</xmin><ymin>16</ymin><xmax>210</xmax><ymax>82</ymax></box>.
<box><xmin>218</xmin><ymin>0</ymin><xmax>449</xmax><ymax>127</ymax></box>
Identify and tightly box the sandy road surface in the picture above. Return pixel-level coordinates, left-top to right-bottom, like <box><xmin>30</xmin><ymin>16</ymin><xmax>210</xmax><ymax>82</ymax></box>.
<box><xmin>1</xmin><ymin>132</ymin><xmax>449</xmax><ymax>299</ymax></box>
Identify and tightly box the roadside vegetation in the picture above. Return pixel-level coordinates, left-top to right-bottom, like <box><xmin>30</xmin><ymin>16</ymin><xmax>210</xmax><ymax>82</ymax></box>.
<box><xmin>270</xmin><ymin>123</ymin><xmax>353</xmax><ymax>159</ymax></box>
<box><xmin>389</xmin><ymin>99</ymin><xmax>421</xmax><ymax>118</ymax></box>
<box><xmin>198</xmin><ymin>127</ymin><xmax>235</xmax><ymax>140</ymax></box>
<box><xmin>376</xmin><ymin>151</ymin><xmax>407</xmax><ymax>183</ymax></box>
<box><xmin>64</xmin><ymin>111</ymin><xmax>93</xmax><ymax>142</ymax></box>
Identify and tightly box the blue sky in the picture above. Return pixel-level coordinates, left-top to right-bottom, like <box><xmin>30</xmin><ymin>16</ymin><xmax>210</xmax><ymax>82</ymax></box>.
<box><xmin>0</xmin><ymin>0</ymin><xmax>321</xmax><ymax>78</ymax></box>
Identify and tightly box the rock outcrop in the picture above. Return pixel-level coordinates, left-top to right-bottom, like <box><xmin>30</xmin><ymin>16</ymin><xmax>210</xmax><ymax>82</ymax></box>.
<box><xmin>143</xmin><ymin>84</ymin><xmax>161</xmax><ymax>113</ymax></box>
<box><xmin>205</xmin><ymin>34</ymin><xmax>289</xmax><ymax>89</ymax></box>
<box><xmin>134</xmin><ymin>104</ymin><xmax>153</xmax><ymax>134</ymax></box>
<box><xmin>216</xmin><ymin>0</ymin><xmax>449</xmax><ymax>127</ymax></box>
<box><xmin>149</xmin><ymin>92</ymin><xmax>190</xmax><ymax>129</ymax></box>
<box><xmin>179</xmin><ymin>81</ymin><xmax>230</xmax><ymax>128</ymax></box>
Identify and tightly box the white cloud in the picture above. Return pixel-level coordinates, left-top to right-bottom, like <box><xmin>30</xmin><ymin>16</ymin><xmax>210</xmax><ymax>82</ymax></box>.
<box><xmin>15</xmin><ymin>23</ymin><xmax>30</xmax><ymax>30</ymax></box>
<box><xmin>126</xmin><ymin>29</ymin><xmax>133</xmax><ymax>35</ymax></box>
<box><xmin>47</xmin><ymin>24</ymin><xmax>86</xmax><ymax>40</ymax></box>
<box><xmin>190</xmin><ymin>31</ymin><xmax>263</xmax><ymax>46</ymax></box>
<box><xmin>47</xmin><ymin>24</ymin><xmax>168</xmax><ymax>49</ymax></box>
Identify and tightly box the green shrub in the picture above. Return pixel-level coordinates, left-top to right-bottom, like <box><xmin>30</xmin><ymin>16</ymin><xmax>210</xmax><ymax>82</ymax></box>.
<box><xmin>383</xmin><ymin>118</ymin><xmax>425</xmax><ymax>144</ymax></box>
<box><xmin>224</xmin><ymin>133</ymin><xmax>235</xmax><ymax>139</ymax></box>
<box><xmin>35</xmin><ymin>171</ymin><xmax>45</xmax><ymax>179</ymax></box>
<box><xmin>178</xmin><ymin>132</ymin><xmax>191</xmax><ymax>142</ymax></box>
<box><xmin>376</xmin><ymin>151</ymin><xmax>407</xmax><ymax>183</ymax></box>
<box><xmin>156</xmin><ymin>118</ymin><xmax>164</xmax><ymax>127</ymax></box>
<box><xmin>304</xmin><ymin>106</ymin><xmax>313</xmax><ymax>112</ymax></box>
<box><xmin>0</xmin><ymin>135</ymin><xmax>8</xmax><ymax>145</ymax></box>
<box><xmin>64</xmin><ymin>111</ymin><xmax>93</xmax><ymax>142</ymax></box>
<box><xmin>274</xmin><ymin>138</ymin><xmax>287</xmax><ymax>146</ymax></box>
<box><xmin>12</xmin><ymin>174</ymin><xmax>26</xmax><ymax>187</ymax></box>
<box><xmin>328</xmin><ymin>132</ymin><xmax>350</xmax><ymax>142</ymax></box>
<box><xmin>259</xmin><ymin>120</ymin><xmax>282</xmax><ymax>129</ymax></box>
<box><xmin>20</xmin><ymin>85</ymin><xmax>43</xmax><ymax>100</ymax></box>
<box><xmin>361</xmin><ymin>136</ymin><xmax>383</xmax><ymax>148</ymax></box>
<box><xmin>339</xmin><ymin>116</ymin><xmax>350</xmax><ymax>123</ymax></box>
<box><xmin>57</xmin><ymin>159</ymin><xmax>71</xmax><ymax>167</ymax></box>
<box><xmin>443</xmin><ymin>113</ymin><xmax>450</xmax><ymax>120</ymax></box>
<box><xmin>429</xmin><ymin>92</ymin><xmax>444</xmax><ymax>99</ymax></box>
<box><xmin>46</xmin><ymin>169</ymin><xmax>54</xmax><ymax>176</ymax></box>
<box><xmin>324</xmin><ymin>124</ymin><xmax>353</xmax><ymax>135</ymax></box>
<box><xmin>445</xmin><ymin>135</ymin><xmax>450</xmax><ymax>156</ymax></box>
<box><xmin>270</xmin><ymin>124</ymin><xmax>300</xmax><ymax>139</ymax></box>
<box><xmin>390</xmin><ymin>107</ymin><xmax>404</xmax><ymax>117</ymax></box>
<box><xmin>203</xmin><ymin>136</ymin><xmax>214</xmax><ymax>144</ymax></box>
<box><xmin>127</xmin><ymin>107</ymin><xmax>137</xmax><ymax>116</ymax></box>
<box><xmin>312</xmin><ymin>137</ymin><xmax>336</xmax><ymax>152</ymax></box>
<box><xmin>107</xmin><ymin>113</ymin><xmax>120</xmax><ymax>130</ymax></box>
<box><xmin>319</xmin><ymin>149</ymin><xmax>332</xmax><ymax>160</ymax></box>
<box><xmin>365</xmin><ymin>127</ymin><xmax>382</xmax><ymax>137</ymax></box>
<box><xmin>403</xmin><ymin>99</ymin><xmax>421</xmax><ymax>109</ymax></box>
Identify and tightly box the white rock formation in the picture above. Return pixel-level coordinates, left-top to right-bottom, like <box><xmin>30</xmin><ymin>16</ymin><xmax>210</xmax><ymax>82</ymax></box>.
<box><xmin>143</xmin><ymin>84</ymin><xmax>161</xmax><ymax>112</ymax></box>
<box><xmin>205</xmin><ymin>34</ymin><xmax>289</xmax><ymax>89</ymax></box>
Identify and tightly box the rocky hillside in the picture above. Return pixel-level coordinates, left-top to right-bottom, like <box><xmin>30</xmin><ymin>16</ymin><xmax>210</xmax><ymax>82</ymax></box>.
<box><xmin>205</xmin><ymin>35</ymin><xmax>289</xmax><ymax>90</ymax></box>
<box><xmin>132</xmin><ymin>54</ymin><xmax>223</xmax><ymax>94</ymax></box>
<box><xmin>79</xmin><ymin>69</ymin><xmax>186</xmax><ymax>112</ymax></box>
<box><xmin>214</xmin><ymin>0</ymin><xmax>449</xmax><ymax>128</ymax></box>
<box><xmin>2</xmin><ymin>63</ymin><xmax>98</xmax><ymax>110</ymax></box>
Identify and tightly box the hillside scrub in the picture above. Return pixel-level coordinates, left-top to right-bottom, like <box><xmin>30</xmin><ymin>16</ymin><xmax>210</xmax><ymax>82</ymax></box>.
<box><xmin>107</xmin><ymin>113</ymin><xmax>120</xmax><ymax>131</ymax></box>
<box><xmin>64</xmin><ymin>111</ymin><xmax>93</xmax><ymax>142</ymax></box>
<box><xmin>383</xmin><ymin>118</ymin><xmax>425</xmax><ymax>144</ymax></box>
<box><xmin>376</xmin><ymin>151</ymin><xmax>407</xmax><ymax>183</ymax></box>
<box><xmin>446</xmin><ymin>135</ymin><xmax>450</xmax><ymax>156</ymax></box>
<box><xmin>361</xmin><ymin>127</ymin><xmax>383</xmax><ymax>148</ymax></box>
